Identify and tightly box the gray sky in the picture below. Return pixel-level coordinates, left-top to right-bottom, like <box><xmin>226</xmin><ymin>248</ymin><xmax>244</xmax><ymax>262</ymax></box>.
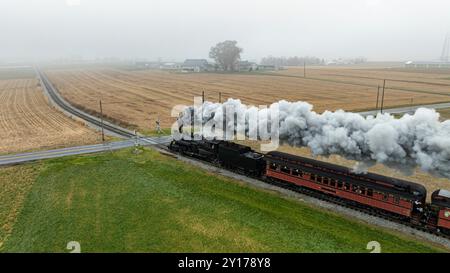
<box><xmin>1</xmin><ymin>0</ymin><xmax>450</xmax><ymax>62</ymax></box>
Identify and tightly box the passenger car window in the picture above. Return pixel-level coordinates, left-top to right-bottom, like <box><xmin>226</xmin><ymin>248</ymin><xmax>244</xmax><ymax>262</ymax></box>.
<box><xmin>330</xmin><ymin>179</ymin><xmax>336</xmax><ymax>187</ymax></box>
<box><xmin>367</xmin><ymin>189</ymin><xmax>373</xmax><ymax>197</ymax></box>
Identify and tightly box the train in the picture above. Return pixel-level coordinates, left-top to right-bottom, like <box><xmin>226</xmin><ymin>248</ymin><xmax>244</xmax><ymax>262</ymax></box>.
<box><xmin>169</xmin><ymin>138</ymin><xmax>450</xmax><ymax>234</ymax></box>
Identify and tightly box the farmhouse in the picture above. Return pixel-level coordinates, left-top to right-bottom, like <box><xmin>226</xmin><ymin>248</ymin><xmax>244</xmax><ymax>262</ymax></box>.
<box><xmin>182</xmin><ymin>59</ymin><xmax>210</xmax><ymax>72</ymax></box>
<box><xmin>237</xmin><ymin>60</ymin><xmax>257</xmax><ymax>72</ymax></box>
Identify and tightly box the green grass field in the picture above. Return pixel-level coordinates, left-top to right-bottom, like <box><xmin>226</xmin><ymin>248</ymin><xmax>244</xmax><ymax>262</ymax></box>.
<box><xmin>0</xmin><ymin>148</ymin><xmax>444</xmax><ymax>252</ymax></box>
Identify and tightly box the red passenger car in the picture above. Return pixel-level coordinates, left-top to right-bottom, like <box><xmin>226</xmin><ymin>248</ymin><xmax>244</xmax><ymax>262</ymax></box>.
<box><xmin>430</xmin><ymin>190</ymin><xmax>450</xmax><ymax>232</ymax></box>
<box><xmin>265</xmin><ymin>151</ymin><xmax>427</xmax><ymax>219</ymax></box>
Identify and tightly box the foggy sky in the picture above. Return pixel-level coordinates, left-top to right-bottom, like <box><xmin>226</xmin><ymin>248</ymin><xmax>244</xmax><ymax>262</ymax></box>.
<box><xmin>1</xmin><ymin>0</ymin><xmax>450</xmax><ymax>62</ymax></box>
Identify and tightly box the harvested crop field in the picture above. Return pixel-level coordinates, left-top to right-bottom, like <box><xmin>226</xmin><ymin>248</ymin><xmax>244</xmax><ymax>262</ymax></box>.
<box><xmin>275</xmin><ymin>66</ymin><xmax>450</xmax><ymax>96</ymax></box>
<box><xmin>438</xmin><ymin>108</ymin><xmax>450</xmax><ymax>121</ymax></box>
<box><xmin>0</xmin><ymin>77</ymin><xmax>102</xmax><ymax>154</ymax></box>
<box><xmin>45</xmin><ymin>66</ymin><xmax>450</xmax><ymax>130</ymax></box>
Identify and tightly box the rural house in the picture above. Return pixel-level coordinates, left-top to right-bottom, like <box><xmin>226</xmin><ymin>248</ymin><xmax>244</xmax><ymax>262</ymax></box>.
<box><xmin>237</xmin><ymin>60</ymin><xmax>257</xmax><ymax>72</ymax></box>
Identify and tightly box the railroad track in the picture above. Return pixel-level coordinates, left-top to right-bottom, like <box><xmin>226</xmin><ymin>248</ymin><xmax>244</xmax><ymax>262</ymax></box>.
<box><xmin>36</xmin><ymin>68</ymin><xmax>136</xmax><ymax>139</ymax></box>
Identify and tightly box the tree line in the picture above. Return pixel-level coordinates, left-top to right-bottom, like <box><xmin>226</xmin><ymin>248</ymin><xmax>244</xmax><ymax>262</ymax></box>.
<box><xmin>261</xmin><ymin>56</ymin><xmax>367</xmax><ymax>66</ymax></box>
<box><xmin>260</xmin><ymin>56</ymin><xmax>325</xmax><ymax>66</ymax></box>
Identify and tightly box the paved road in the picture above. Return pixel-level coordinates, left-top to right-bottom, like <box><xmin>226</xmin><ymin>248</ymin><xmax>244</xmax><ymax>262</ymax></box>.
<box><xmin>358</xmin><ymin>102</ymin><xmax>450</xmax><ymax>116</ymax></box>
<box><xmin>0</xmin><ymin>136</ymin><xmax>172</xmax><ymax>166</ymax></box>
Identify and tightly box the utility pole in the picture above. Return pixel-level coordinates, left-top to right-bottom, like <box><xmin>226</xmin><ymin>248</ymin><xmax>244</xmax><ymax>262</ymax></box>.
<box><xmin>376</xmin><ymin>85</ymin><xmax>380</xmax><ymax>110</ymax></box>
<box><xmin>380</xmin><ymin>80</ymin><xmax>386</xmax><ymax>113</ymax></box>
<box><xmin>219</xmin><ymin>92</ymin><xmax>222</xmax><ymax>103</ymax></box>
<box><xmin>303</xmin><ymin>61</ymin><xmax>306</xmax><ymax>78</ymax></box>
<box><xmin>99</xmin><ymin>100</ymin><xmax>105</xmax><ymax>142</ymax></box>
<box><xmin>202</xmin><ymin>90</ymin><xmax>205</xmax><ymax>103</ymax></box>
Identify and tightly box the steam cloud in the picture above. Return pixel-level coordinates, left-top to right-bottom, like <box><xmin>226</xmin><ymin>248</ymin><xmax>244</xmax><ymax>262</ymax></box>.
<box><xmin>178</xmin><ymin>99</ymin><xmax>450</xmax><ymax>178</ymax></box>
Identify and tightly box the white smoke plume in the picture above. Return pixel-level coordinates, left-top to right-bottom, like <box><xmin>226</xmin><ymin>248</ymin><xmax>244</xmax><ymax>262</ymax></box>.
<box><xmin>177</xmin><ymin>99</ymin><xmax>450</xmax><ymax>178</ymax></box>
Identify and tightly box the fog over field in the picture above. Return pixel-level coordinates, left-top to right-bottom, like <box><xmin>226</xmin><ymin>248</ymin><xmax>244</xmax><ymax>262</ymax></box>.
<box><xmin>1</xmin><ymin>0</ymin><xmax>450</xmax><ymax>62</ymax></box>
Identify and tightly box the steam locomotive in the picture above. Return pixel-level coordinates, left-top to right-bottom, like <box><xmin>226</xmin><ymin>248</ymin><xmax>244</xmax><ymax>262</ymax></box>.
<box><xmin>169</xmin><ymin>138</ymin><xmax>450</xmax><ymax>234</ymax></box>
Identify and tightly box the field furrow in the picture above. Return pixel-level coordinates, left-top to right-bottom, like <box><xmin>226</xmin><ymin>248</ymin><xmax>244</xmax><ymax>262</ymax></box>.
<box><xmin>46</xmin><ymin>67</ymin><xmax>450</xmax><ymax>130</ymax></box>
<box><xmin>0</xmin><ymin>76</ymin><xmax>102</xmax><ymax>154</ymax></box>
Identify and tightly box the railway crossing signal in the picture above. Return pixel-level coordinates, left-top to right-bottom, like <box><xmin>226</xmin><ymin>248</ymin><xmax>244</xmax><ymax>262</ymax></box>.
<box><xmin>155</xmin><ymin>116</ymin><xmax>161</xmax><ymax>134</ymax></box>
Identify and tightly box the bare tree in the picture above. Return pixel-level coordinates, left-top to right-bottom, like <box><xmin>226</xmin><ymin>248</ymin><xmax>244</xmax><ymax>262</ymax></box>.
<box><xmin>209</xmin><ymin>40</ymin><xmax>242</xmax><ymax>71</ymax></box>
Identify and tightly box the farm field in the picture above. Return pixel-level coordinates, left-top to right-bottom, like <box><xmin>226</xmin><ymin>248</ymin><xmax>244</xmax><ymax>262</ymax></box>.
<box><xmin>275</xmin><ymin>66</ymin><xmax>450</xmax><ymax>96</ymax></box>
<box><xmin>0</xmin><ymin>70</ymin><xmax>102</xmax><ymax>154</ymax></box>
<box><xmin>438</xmin><ymin>108</ymin><xmax>450</xmax><ymax>120</ymax></box>
<box><xmin>0</xmin><ymin>147</ymin><xmax>443</xmax><ymax>252</ymax></box>
<box><xmin>45</xmin><ymin>66</ymin><xmax>450</xmax><ymax>131</ymax></box>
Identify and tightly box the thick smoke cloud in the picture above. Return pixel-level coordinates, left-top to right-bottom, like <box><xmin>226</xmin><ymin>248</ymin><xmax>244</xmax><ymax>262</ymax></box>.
<box><xmin>178</xmin><ymin>99</ymin><xmax>450</xmax><ymax>178</ymax></box>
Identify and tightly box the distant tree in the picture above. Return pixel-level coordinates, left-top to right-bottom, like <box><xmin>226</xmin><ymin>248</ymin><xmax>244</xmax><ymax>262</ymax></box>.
<box><xmin>209</xmin><ymin>40</ymin><xmax>242</xmax><ymax>71</ymax></box>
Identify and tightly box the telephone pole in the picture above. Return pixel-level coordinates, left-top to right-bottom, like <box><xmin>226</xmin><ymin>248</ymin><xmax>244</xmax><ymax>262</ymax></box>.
<box><xmin>202</xmin><ymin>90</ymin><xmax>205</xmax><ymax>103</ymax></box>
<box><xmin>219</xmin><ymin>92</ymin><xmax>222</xmax><ymax>103</ymax></box>
<box><xmin>303</xmin><ymin>61</ymin><xmax>306</xmax><ymax>78</ymax></box>
<box><xmin>380</xmin><ymin>80</ymin><xmax>386</xmax><ymax>113</ymax></box>
<box><xmin>99</xmin><ymin>100</ymin><xmax>105</xmax><ymax>142</ymax></box>
<box><xmin>376</xmin><ymin>85</ymin><xmax>380</xmax><ymax>109</ymax></box>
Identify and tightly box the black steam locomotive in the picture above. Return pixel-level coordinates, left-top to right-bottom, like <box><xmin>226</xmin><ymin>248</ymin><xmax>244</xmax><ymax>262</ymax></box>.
<box><xmin>169</xmin><ymin>138</ymin><xmax>450</xmax><ymax>234</ymax></box>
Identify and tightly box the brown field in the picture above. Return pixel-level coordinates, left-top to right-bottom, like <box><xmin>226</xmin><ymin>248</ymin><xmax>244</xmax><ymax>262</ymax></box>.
<box><xmin>438</xmin><ymin>108</ymin><xmax>450</xmax><ymax>121</ymax></box>
<box><xmin>46</xmin><ymin>66</ymin><xmax>450</xmax><ymax>130</ymax></box>
<box><xmin>0</xmin><ymin>78</ymin><xmax>102</xmax><ymax>154</ymax></box>
<box><xmin>275</xmin><ymin>66</ymin><xmax>450</xmax><ymax>96</ymax></box>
